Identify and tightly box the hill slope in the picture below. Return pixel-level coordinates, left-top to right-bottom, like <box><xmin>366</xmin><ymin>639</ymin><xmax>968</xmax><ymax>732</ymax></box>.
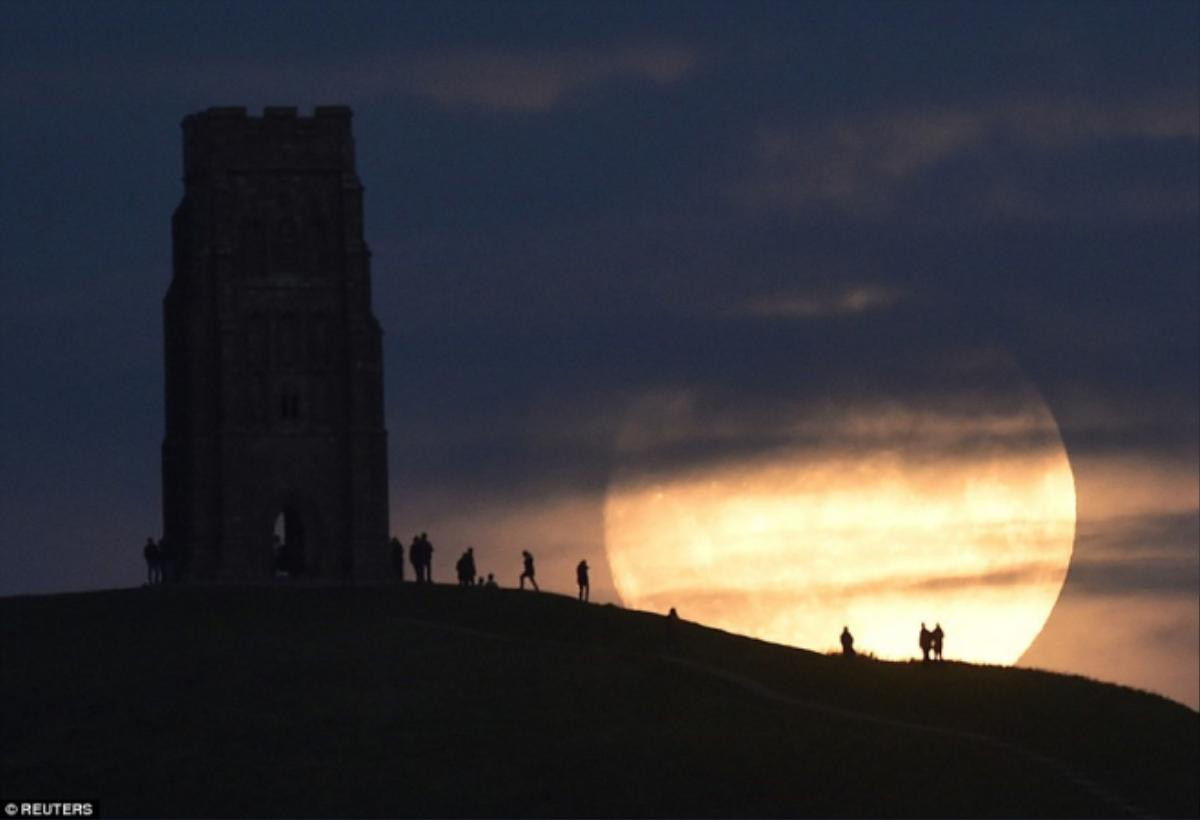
<box><xmin>3</xmin><ymin>584</ymin><xmax>1196</xmax><ymax>818</ymax></box>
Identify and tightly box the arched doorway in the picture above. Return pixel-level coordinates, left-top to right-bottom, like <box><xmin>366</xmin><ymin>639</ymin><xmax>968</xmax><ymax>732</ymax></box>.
<box><xmin>272</xmin><ymin>507</ymin><xmax>307</xmax><ymax>577</ymax></box>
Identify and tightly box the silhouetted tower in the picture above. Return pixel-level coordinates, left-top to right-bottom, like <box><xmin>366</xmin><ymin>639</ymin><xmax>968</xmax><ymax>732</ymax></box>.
<box><xmin>163</xmin><ymin>106</ymin><xmax>389</xmax><ymax>580</ymax></box>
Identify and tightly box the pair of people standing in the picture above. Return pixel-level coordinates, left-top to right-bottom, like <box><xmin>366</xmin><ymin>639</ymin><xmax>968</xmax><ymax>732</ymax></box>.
<box><xmin>409</xmin><ymin>533</ymin><xmax>434</xmax><ymax>583</ymax></box>
<box><xmin>141</xmin><ymin>537</ymin><xmax>175</xmax><ymax>584</ymax></box>
<box><xmin>919</xmin><ymin>622</ymin><xmax>945</xmax><ymax>662</ymax></box>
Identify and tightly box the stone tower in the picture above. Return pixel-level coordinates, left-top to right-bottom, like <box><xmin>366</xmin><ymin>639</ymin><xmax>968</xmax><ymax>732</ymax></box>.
<box><xmin>163</xmin><ymin>106</ymin><xmax>389</xmax><ymax>580</ymax></box>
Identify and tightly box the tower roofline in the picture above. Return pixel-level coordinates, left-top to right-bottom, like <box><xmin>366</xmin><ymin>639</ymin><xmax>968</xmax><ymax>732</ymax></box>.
<box><xmin>181</xmin><ymin>105</ymin><xmax>356</xmax><ymax>177</ymax></box>
<box><xmin>181</xmin><ymin>105</ymin><xmax>352</xmax><ymax>126</ymax></box>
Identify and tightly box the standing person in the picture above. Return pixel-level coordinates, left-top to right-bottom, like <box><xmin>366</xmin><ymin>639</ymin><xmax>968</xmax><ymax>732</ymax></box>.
<box><xmin>409</xmin><ymin>535</ymin><xmax>423</xmax><ymax>583</ymax></box>
<box><xmin>840</xmin><ymin>626</ymin><xmax>855</xmax><ymax>657</ymax></box>
<box><xmin>519</xmin><ymin>550</ymin><xmax>539</xmax><ymax>591</ymax></box>
<box><xmin>931</xmin><ymin>623</ymin><xmax>944</xmax><ymax>661</ymax></box>
<box><xmin>456</xmin><ymin>548</ymin><xmax>476</xmax><ymax>586</ymax></box>
<box><xmin>390</xmin><ymin>536</ymin><xmax>405</xmax><ymax>582</ymax></box>
<box><xmin>576</xmin><ymin>560</ymin><xmax>590</xmax><ymax>602</ymax></box>
<box><xmin>143</xmin><ymin>537</ymin><xmax>160</xmax><ymax>585</ymax></box>
<box><xmin>463</xmin><ymin>547</ymin><xmax>476</xmax><ymax>586</ymax></box>
<box><xmin>919</xmin><ymin>622</ymin><xmax>932</xmax><ymax>663</ymax></box>
<box><xmin>420</xmin><ymin>533</ymin><xmax>434</xmax><ymax>583</ymax></box>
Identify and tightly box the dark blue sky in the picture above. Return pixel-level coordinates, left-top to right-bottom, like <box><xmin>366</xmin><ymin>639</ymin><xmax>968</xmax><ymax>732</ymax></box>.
<box><xmin>1</xmin><ymin>1</ymin><xmax>1196</xmax><ymax>706</ymax></box>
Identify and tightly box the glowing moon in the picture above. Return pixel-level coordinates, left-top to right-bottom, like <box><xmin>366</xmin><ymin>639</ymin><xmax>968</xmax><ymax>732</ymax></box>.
<box><xmin>604</xmin><ymin>373</ymin><xmax>1076</xmax><ymax>665</ymax></box>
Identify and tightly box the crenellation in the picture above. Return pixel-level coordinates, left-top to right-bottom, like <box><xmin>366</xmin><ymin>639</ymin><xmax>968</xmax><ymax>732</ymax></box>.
<box><xmin>182</xmin><ymin>106</ymin><xmax>357</xmax><ymax>178</ymax></box>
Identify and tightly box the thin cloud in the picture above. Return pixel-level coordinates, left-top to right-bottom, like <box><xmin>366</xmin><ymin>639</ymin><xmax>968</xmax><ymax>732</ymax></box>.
<box><xmin>735</xmin><ymin>284</ymin><xmax>903</xmax><ymax>319</ymax></box>
<box><xmin>398</xmin><ymin>44</ymin><xmax>697</xmax><ymax>111</ymax></box>
<box><xmin>612</xmin><ymin>369</ymin><xmax>1068</xmax><ymax>478</ymax></box>
<box><xmin>0</xmin><ymin>43</ymin><xmax>699</xmax><ymax>112</ymax></box>
<box><xmin>743</xmin><ymin>96</ymin><xmax>1198</xmax><ymax>218</ymax></box>
<box><xmin>633</xmin><ymin>560</ymin><xmax>1070</xmax><ymax>611</ymax></box>
<box><xmin>1062</xmin><ymin>510</ymin><xmax>1199</xmax><ymax>597</ymax></box>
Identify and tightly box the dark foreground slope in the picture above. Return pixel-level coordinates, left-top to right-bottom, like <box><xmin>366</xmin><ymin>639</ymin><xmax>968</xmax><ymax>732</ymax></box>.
<box><xmin>2</xmin><ymin>585</ymin><xmax>1196</xmax><ymax>818</ymax></box>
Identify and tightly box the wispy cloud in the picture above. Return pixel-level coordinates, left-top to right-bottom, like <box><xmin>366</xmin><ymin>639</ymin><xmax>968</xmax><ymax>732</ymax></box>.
<box><xmin>742</xmin><ymin>96</ymin><xmax>1198</xmax><ymax>219</ymax></box>
<box><xmin>637</xmin><ymin>560</ymin><xmax>1073</xmax><ymax>610</ymax></box>
<box><xmin>735</xmin><ymin>284</ymin><xmax>902</xmax><ymax>319</ymax></box>
<box><xmin>395</xmin><ymin>44</ymin><xmax>697</xmax><ymax>111</ymax></box>
<box><xmin>1</xmin><ymin>43</ymin><xmax>699</xmax><ymax>112</ymax></box>
<box><xmin>612</xmin><ymin>369</ymin><xmax>1068</xmax><ymax>476</ymax></box>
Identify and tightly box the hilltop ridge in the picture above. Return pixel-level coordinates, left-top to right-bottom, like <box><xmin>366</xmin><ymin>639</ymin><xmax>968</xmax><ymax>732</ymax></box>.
<box><xmin>3</xmin><ymin>584</ymin><xmax>1196</xmax><ymax>818</ymax></box>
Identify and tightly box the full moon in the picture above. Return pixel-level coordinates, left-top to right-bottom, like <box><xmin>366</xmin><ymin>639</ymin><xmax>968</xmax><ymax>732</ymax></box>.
<box><xmin>604</xmin><ymin>366</ymin><xmax>1076</xmax><ymax>665</ymax></box>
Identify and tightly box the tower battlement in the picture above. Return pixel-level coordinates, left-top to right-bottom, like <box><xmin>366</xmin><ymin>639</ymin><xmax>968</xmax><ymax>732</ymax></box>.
<box><xmin>181</xmin><ymin>105</ymin><xmax>356</xmax><ymax>177</ymax></box>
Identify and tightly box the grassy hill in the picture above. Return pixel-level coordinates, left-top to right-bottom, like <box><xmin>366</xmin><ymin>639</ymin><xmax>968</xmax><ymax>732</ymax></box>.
<box><xmin>3</xmin><ymin>584</ymin><xmax>1196</xmax><ymax>818</ymax></box>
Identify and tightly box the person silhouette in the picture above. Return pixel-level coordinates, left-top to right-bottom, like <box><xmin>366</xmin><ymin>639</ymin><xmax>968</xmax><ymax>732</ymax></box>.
<box><xmin>421</xmin><ymin>533</ymin><xmax>434</xmax><ymax>583</ymax></box>
<box><xmin>919</xmin><ymin>622</ymin><xmax>932</xmax><ymax>662</ymax></box>
<box><xmin>840</xmin><ymin>626</ymin><xmax>855</xmax><ymax>657</ymax></box>
<box><xmin>519</xmin><ymin>550</ymin><xmax>539</xmax><ymax>591</ymax></box>
<box><xmin>390</xmin><ymin>536</ymin><xmax>405</xmax><ymax>582</ymax></box>
<box><xmin>931</xmin><ymin>623</ymin><xmax>944</xmax><ymax>661</ymax></box>
<box><xmin>409</xmin><ymin>535</ymin><xmax>423</xmax><ymax>582</ymax></box>
<box><xmin>143</xmin><ymin>537</ymin><xmax>160</xmax><ymax>585</ymax></box>
<box><xmin>485</xmin><ymin>573</ymin><xmax>497</xmax><ymax>588</ymax></box>
<box><xmin>457</xmin><ymin>547</ymin><xmax>476</xmax><ymax>586</ymax></box>
<box><xmin>576</xmin><ymin>560</ymin><xmax>590</xmax><ymax>602</ymax></box>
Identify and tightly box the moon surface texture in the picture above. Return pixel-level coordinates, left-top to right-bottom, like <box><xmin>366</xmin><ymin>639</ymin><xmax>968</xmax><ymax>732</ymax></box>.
<box><xmin>604</xmin><ymin>362</ymin><xmax>1076</xmax><ymax>664</ymax></box>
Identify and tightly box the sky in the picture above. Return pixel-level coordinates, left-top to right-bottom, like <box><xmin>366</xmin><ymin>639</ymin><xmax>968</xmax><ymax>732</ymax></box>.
<box><xmin>1</xmin><ymin>1</ymin><xmax>1196</xmax><ymax>708</ymax></box>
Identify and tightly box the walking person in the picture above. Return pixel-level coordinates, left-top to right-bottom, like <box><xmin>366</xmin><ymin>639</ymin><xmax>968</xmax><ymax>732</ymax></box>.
<box><xmin>576</xmin><ymin>559</ymin><xmax>590</xmax><ymax>602</ymax></box>
<box><xmin>519</xmin><ymin>550</ymin><xmax>539</xmax><ymax>591</ymax></box>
